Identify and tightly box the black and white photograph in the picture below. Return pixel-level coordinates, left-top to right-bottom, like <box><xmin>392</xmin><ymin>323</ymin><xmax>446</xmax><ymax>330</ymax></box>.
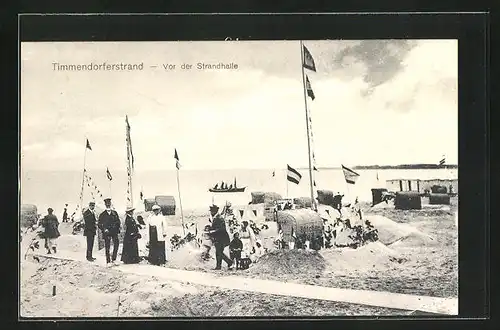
<box><xmin>20</xmin><ymin>39</ymin><xmax>458</xmax><ymax>317</ymax></box>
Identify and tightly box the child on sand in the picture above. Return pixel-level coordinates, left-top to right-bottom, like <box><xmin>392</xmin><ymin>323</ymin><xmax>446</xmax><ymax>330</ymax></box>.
<box><xmin>201</xmin><ymin>224</ymin><xmax>213</xmax><ymax>261</ymax></box>
<box><xmin>229</xmin><ymin>232</ymin><xmax>243</xmax><ymax>269</ymax></box>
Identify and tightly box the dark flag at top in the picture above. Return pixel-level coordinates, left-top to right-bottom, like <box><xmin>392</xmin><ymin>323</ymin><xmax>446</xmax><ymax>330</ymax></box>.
<box><xmin>306</xmin><ymin>75</ymin><xmax>315</xmax><ymax>100</ymax></box>
<box><xmin>302</xmin><ymin>45</ymin><xmax>316</xmax><ymax>72</ymax></box>
<box><xmin>86</xmin><ymin>139</ymin><xmax>92</xmax><ymax>151</ymax></box>
<box><xmin>106</xmin><ymin>167</ymin><xmax>113</xmax><ymax>181</ymax></box>
<box><xmin>174</xmin><ymin>149</ymin><xmax>181</xmax><ymax>169</ymax></box>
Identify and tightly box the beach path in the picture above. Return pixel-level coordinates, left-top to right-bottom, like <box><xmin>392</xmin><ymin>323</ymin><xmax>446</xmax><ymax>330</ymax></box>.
<box><xmin>26</xmin><ymin>248</ymin><xmax>458</xmax><ymax>316</ymax></box>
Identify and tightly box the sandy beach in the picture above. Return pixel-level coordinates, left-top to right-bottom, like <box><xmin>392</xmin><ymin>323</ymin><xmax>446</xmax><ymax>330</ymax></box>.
<box><xmin>20</xmin><ymin>197</ymin><xmax>457</xmax><ymax>317</ymax></box>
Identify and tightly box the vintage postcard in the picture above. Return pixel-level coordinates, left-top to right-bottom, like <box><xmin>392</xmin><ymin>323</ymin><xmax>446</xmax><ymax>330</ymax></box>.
<box><xmin>20</xmin><ymin>40</ymin><xmax>458</xmax><ymax>317</ymax></box>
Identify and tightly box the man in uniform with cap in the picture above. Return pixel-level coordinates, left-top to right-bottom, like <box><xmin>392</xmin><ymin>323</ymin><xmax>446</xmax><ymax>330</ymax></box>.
<box><xmin>82</xmin><ymin>201</ymin><xmax>98</xmax><ymax>261</ymax></box>
<box><xmin>209</xmin><ymin>204</ymin><xmax>233</xmax><ymax>270</ymax></box>
<box><xmin>98</xmin><ymin>197</ymin><xmax>121</xmax><ymax>265</ymax></box>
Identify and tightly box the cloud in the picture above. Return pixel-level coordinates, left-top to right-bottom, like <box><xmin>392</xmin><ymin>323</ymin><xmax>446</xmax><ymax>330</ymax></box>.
<box><xmin>20</xmin><ymin>40</ymin><xmax>458</xmax><ymax>170</ymax></box>
<box><xmin>332</xmin><ymin>40</ymin><xmax>418</xmax><ymax>94</ymax></box>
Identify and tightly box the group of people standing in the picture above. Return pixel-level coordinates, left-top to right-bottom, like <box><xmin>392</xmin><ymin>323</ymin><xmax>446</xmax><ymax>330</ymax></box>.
<box><xmin>82</xmin><ymin>198</ymin><xmax>168</xmax><ymax>266</ymax></box>
<box><xmin>37</xmin><ymin>198</ymin><xmax>264</xmax><ymax>272</ymax></box>
<box><xmin>202</xmin><ymin>204</ymin><xmax>263</xmax><ymax>270</ymax></box>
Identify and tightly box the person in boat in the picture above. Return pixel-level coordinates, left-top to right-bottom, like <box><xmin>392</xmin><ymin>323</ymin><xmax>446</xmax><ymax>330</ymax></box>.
<box><xmin>208</xmin><ymin>204</ymin><xmax>233</xmax><ymax>270</ymax></box>
<box><xmin>214</xmin><ymin>183</ymin><xmax>219</xmax><ymax>190</ymax></box>
<box><xmin>229</xmin><ymin>184</ymin><xmax>233</xmax><ymax>190</ymax></box>
<box><xmin>147</xmin><ymin>205</ymin><xmax>167</xmax><ymax>266</ymax></box>
<box><xmin>121</xmin><ymin>207</ymin><xmax>142</xmax><ymax>264</ymax></box>
<box><xmin>41</xmin><ymin>207</ymin><xmax>61</xmax><ymax>254</ymax></box>
<box><xmin>98</xmin><ymin>197</ymin><xmax>121</xmax><ymax>266</ymax></box>
<box><xmin>82</xmin><ymin>201</ymin><xmax>98</xmax><ymax>261</ymax></box>
<box><xmin>239</xmin><ymin>220</ymin><xmax>257</xmax><ymax>258</ymax></box>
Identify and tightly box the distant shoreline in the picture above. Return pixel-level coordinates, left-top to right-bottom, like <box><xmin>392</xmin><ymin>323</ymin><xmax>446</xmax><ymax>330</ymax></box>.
<box><xmin>300</xmin><ymin>164</ymin><xmax>458</xmax><ymax>170</ymax></box>
<box><xmin>22</xmin><ymin>164</ymin><xmax>458</xmax><ymax>172</ymax></box>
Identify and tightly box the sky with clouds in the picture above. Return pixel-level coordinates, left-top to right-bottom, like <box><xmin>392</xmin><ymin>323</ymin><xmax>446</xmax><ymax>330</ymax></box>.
<box><xmin>21</xmin><ymin>40</ymin><xmax>457</xmax><ymax>172</ymax></box>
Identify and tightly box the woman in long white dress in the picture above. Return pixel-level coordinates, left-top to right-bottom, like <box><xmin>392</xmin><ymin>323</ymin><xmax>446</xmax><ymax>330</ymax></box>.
<box><xmin>239</xmin><ymin>220</ymin><xmax>256</xmax><ymax>258</ymax></box>
<box><xmin>147</xmin><ymin>205</ymin><xmax>168</xmax><ymax>265</ymax></box>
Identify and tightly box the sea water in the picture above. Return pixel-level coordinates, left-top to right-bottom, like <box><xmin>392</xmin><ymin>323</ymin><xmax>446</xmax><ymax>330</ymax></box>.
<box><xmin>20</xmin><ymin>168</ymin><xmax>457</xmax><ymax>217</ymax></box>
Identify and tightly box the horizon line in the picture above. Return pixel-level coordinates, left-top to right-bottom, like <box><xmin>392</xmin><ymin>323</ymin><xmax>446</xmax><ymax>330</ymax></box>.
<box><xmin>21</xmin><ymin>164</ymin><xmax>459</xmax><ymax>172</ymax></box>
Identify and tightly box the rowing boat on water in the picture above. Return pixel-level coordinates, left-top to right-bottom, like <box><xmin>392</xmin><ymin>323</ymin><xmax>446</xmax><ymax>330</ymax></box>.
<box><xmin>209</xmin><ymin>178</ymin><xmax>246</xmax><ymax>193</ymax></box>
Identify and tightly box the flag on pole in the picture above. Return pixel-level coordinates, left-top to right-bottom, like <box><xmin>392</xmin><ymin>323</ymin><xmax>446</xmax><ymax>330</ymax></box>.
<box><xmin>174</xmin><ymin>148</ymin><xmax>181</xmax><ymax>169</ymax></box>
<box><xmin>106</xmin><ymin>167</ymin><xmax>113</xmax><ymax>181</ymax></box>
<box><xmin>86</xmin><ymin>139</ymin><xmax>92</xmax><ymax>151</ymax></box>
<box><xmin>439</xmin><ymin>156</ymin><xmax>446</xmax><ymax>166</ymax></box>
<box><xmin>302</xmin><ymin>45</ymin><xmax>316</xmax><ymax>72</ymax></box>
<box><xmin>287</xmin><ymin>164</ymin><xmax>302</xmax><ymax>185</ymax></box>
<box><xmin>305</xmin><ymin>75</ymin><xmax>315</xmax><ymax>100</ymax></box>
<box><xmin>342</xmin><ymin>164</ymin><xmax>360</xmax><ymax>185</ymax></box>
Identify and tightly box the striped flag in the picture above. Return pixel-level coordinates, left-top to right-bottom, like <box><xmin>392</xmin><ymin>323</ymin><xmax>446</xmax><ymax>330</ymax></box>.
<box><xmin>106</xmin><ymin>167</ymin><xmax>112</xmax><ymax>181</ymax></box>
<box><xmin>287</xmin><ymin>164</ymin><xmax>302</xmax><ymax>185</ymax></box>
<box><xmin>439</xmin><ymin>156</ymin><xmax>446</xmax><ymax>166</ymax></box>
<box><xmin>302</xmin><ymin>45</ymin><xmax>316</xmax><ymax>72</ymax></box>
<box><xmin>174</xmin><ymin>148</ymin><xmax>181</xmax><ymax>169</ymax></box>
<box><xmin>86</xmin><ymin>139</ymin><xmax>92</xmax><ymax>151</ymax></box>
<box><xmin>305</xmin><ymin>75</ymin><xmax>315</xmax><ymax>100</ymax></box>
<box><xmin>342</xmin><ymin>164</ymin><xmax>360</xmax><ymax>185</ymax></box>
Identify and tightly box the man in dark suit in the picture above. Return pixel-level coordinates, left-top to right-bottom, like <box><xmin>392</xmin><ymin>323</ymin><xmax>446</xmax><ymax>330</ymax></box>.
<box><xmin>98</xmin><ymin>198</ymin><xmax>121</xmax><ymax>266</ymax></box>
<box><xmin>209</xmin><ymin>204</ymin><xmax>233</xmax><ymax>270</ymax></box>
<box><xmin>83</xmin><ymin>201</ymin><xmax>97</xmax><ymax>261</ymax></box>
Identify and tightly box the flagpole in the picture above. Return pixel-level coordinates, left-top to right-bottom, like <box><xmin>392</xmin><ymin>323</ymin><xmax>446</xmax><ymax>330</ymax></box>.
<box><xmin>176</xmin><ymin>169</ymin><xmax>186</xmax><ymax>236</ymax></box>
<box><xmin>286</xmin><ymin>173</ymin><xmax>289</xmax><ymax>198</ymax></box>
<box><xmin>109</xmin><ymin>179</ymin><xmax>112</xmax><ymax>200</ymax></box>
<box><xmin>300</xmin><ymin>40</ymin><xmax>316</xmax><ymax>211</ymax></box>
<box><xmin>79</xmin><ymin>138</ymin><xmax>88</xmax><ymax>213</ymax></box>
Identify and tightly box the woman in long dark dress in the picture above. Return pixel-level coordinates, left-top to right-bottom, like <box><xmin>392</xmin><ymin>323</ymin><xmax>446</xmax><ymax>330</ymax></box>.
<box><xmin>147</xmin><ymin>205</ymin><xmax>167</xmax><ymax>265</ymax></box>
<box><xmin>121</xmin><ymin>207</ymin><xmax>141</xmax><ymax>264</ymax></box>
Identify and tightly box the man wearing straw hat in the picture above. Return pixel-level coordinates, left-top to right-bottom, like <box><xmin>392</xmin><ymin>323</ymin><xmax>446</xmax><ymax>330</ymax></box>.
<box><xmin>208</xmin><ymin>204</ymin><xmax>233</xmax><ymax>270</ymax></box>
<box><xmin>98</xmin><ymin>197</ymin><xmax>121</xmax><ymax>266</ymax></box>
